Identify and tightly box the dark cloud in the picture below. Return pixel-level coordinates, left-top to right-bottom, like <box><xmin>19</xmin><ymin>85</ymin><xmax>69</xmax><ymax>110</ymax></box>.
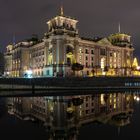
<box><xmin>0</xmin><ymin>0</ymin><xmax>140</xmax><ymax>58</ymax></box>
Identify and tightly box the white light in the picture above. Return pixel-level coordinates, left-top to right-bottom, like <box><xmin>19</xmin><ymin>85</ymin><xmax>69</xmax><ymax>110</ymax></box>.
<box><xmin>24</xmin><ymin>70</ymin><xmax>33</xmax><ymax>78</ymax></box>
<box><xmin>134</xmin><ymin>96</ymin><xmax>137</xmax><ymax>100</ymax></box>
<box><xmin>136</xmin><ymin>97</ymin><xmax>140</xmax><ymax>101</ymax></box>
<box><xmin>26</xmin><ymin>70</ymin><xmax>32</xmax><ymax>75</ymax></box>
<box><xmin>137</xmin><ymin>66</ymin><xmax>140</xmax><ymax>70</ymax></box>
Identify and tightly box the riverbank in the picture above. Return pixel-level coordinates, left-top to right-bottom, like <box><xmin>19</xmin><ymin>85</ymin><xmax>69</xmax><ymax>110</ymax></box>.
<box><xmin>0</xmin><ymin>76</ymin><xmax>140</xmax><ymax>88</ymax></box>
<box><xmin>0</xmin><ymin>77</ymin><xmax>140</xmax><ymax>96</ymax></box>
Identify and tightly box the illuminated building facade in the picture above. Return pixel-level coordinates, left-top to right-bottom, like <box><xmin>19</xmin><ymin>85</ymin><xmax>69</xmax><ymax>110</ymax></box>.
<box><xmin>4</xmin><ymin>7</ymin><xmax>134</xmax><ymax>77</ymax></box>
<box><xmin>4</xmin><ymin>42</ymin><xmax>31</xmax><ymax>77</ymax></box>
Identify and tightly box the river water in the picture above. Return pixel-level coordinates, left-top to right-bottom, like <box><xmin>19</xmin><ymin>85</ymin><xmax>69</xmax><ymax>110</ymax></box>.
<box><xmin>0</xmin><ymin>91</ymin><xmax>140</xmax><ymax>140</ymax></box>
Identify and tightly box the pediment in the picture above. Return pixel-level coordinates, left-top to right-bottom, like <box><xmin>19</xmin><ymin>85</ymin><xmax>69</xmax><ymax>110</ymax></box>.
<box><xmin>97</xmin><ymin>38</ymin><xmax>112</xmax><ymax>46</ymax></box>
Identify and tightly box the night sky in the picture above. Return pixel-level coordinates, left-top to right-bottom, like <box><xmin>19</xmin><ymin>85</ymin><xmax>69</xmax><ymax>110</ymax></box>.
<box><xmin>1</xmin><ymin>0</ymin><xmax>140</xmax><ymax>59</ymax></box>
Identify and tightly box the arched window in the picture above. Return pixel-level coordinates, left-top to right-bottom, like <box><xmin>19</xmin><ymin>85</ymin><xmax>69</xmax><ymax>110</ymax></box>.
<box><xmin>66</xmin><ymin>45</ymin><xmax>73</xmax><ymax>54</ymax></box>
<box><xmin>66</xmin><ymin>45</ymin><xmax>74</xmax><ymax>66</ymax></box>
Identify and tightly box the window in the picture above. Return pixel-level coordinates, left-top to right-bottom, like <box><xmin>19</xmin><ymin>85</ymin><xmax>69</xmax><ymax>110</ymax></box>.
<box><xmin>86</xmin><ymin>56</ymin><xmax>88</xmax><ymax>60</ymax></box>
<box><xmin>46</xmin><ymin>70</ymin><xmax>49</xmax><ymax>75</ymax></box>
<box><xmin>38</xmin><ymin>71</ymin><xmax>40</xmax><ymax>76</ymax></box>
<box><xmin>101</xmin><ymin>58</ymin><xmax>105</xmax><ymax>69</ymax></box>
<box><xmin>100</xmin><ymin>48</ymin><xmax>106</xmax><ymax>55</ymax></box>
<box><xmin>85</xmin><ymin>49</ymin><xmax>89</xmax><ymax>54</ymax></box>
<box><xmin>86</xmin><ymin>110</ymin><xmax>89</xmax><ymax>114</ymax></box>
<box><xmin>67</xmin><ymin>58</ymin><xmax>71</xmax><ymax>65</ymax></box>
<box><xmin>114</xmin><ymin>52</ymin><xmax>117</xmax><ymax>57</ymax></box>
<box><xmin>66</xmin><ymin>46</ymin><xmax>73</xmax><ymax>53</ymax></box>
<box><xmin>86</xmin><ymin>62</ymin><xmax>88</xmax><ymax>67</ymax></box>
<box><xmin>91</xmin><ymin>57</ymin><xmax>94</xmax><ymax>61</ymax></box>
<box><xmin>91</xmin><ymin>109</ymin><xmax>94</xmax><ymax>113</ymax></box>
<box><xmin>91</xmin><ymin>62</ymin><xmax>94</xmax><ymax>67</ymax></box>
<box><xmin>110</xmin><ymin>52</ymin><xmax>113</xmax><ymax>57</ymax></box>
<box><xmin>79</xmin><ymin>48</ymin><xmax>82</xmax><ymax>53</ymax></box>
<box><xmin>79</xmin><ymin>55</ymin><xmax>82</xmax><ymax>63</ymax></box>
<box><xmin>91</xmin><ymin>50</ymin><xmax>94</xmax><ymax>54</ymax></box>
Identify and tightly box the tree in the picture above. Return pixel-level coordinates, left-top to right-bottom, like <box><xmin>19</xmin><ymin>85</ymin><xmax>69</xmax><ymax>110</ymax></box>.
<box><xmin>91</xmin><ymin>69</ymin><xmax>95</xmax><ymax>76</ymax></box>
<box><xmin>94</xmin><ymin>65</ymin><xmax>100</xmax><ymax>76</ymax></box>
<box><xmin>71</xmin><ymin>63</ymin><xmax>83</xmax><ymax>76</ymax></box>
<box><xmin>104</xmin><ymin>66</ymin><xmax>109</xmax><ymax>76</ymax></box>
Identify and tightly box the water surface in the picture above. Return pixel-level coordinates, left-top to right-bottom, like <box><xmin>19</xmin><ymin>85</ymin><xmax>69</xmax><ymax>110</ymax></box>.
<box><xmin>1</xmin><ymin>91</ymin><xmax>140</xmax><ymax>140</ymax></box>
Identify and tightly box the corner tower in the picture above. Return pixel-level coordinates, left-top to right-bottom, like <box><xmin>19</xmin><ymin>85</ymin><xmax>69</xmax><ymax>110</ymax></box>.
<box><xmin>44</xmin><ymin>6</ymin><xmax>79</xmax><ymax>77</ymax></box>
<box><xmin>46</xmin><ymin>6</ymin><xmax>78</xmax><ymax>37</ymax></box>
<box><xmin>108</xmin><ymin>24</ymin><xmax>134</xmax><ymax>75</ymax></box>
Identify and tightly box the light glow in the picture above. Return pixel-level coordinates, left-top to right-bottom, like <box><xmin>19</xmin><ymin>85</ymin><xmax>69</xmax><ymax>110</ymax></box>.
<box><xmin>24</xmin><ymin>70</ymin><xmax>33</xmax><ymax>78</ymax></box>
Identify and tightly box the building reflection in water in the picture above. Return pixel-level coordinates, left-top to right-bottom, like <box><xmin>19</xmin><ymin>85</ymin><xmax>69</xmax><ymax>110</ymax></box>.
<box><xmin>6</xmin><ymin>92</ymin><xmax>135</xmax><ymax>140</ymax></box>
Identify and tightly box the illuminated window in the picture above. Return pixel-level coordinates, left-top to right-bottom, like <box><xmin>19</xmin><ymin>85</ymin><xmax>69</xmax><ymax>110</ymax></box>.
<box><xmin>79</xmin><ymin>55</ymin><xmax>82</xmax><ymax>63</ymax></box>
<box><xmin>79</xmin><ymin>48</ymin><xmax>82</xmax><ymax>53</ymax></box>
<box><xmin>101</xmin><ymin>94</ymin><xmax>105</xmax><ymax>105</ymax></box>
<box><xmin>114</xmin><ymin>52</ymin><xmax>117</xmax><ymax>57</ymax></box>
<box><xmin>101</xmin><ymin>58</ymin><xmax>105</xmax><ymax>69</ymax></box>
<box><xmin>114</xmin><ymin>103</ymin><xmax>116</xmax><ymax>109</ymax></box>
<box><xmin>48</xmin><ymin>54</ymin><xmax>53</xmax><ymax>65</ymax></box>
<box><xmin>80</xmin><ymin>110</ymin><xmax>82</xmax><ymax>116</ymax></box>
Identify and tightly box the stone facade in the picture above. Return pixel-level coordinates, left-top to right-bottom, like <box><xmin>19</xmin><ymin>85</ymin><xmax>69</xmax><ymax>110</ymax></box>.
<box><xmin>4</xmin><ymin>8</ymin><xmax>134</xmax><ymax>77</ymax></box>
